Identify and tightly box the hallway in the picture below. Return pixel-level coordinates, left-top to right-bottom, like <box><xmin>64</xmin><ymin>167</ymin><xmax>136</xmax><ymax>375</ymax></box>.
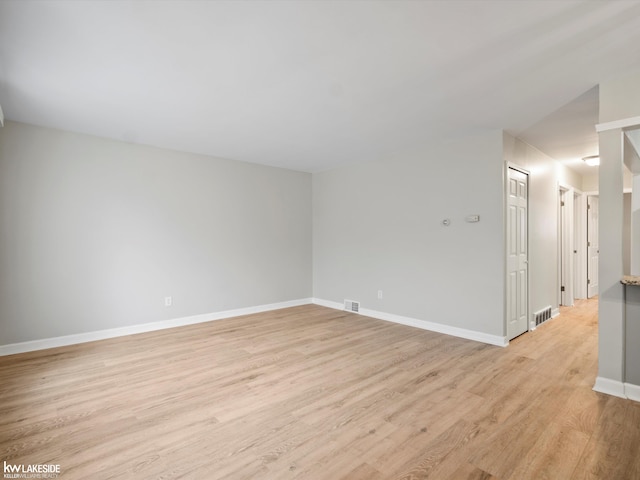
<box><xmin>504</xmin><ymin>296</ymin><xmax>640</xmax><ymax>479</ymax></box>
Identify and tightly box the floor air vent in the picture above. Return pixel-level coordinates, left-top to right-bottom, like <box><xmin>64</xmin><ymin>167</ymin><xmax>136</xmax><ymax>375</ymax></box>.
<box><xmin>533</xmin><ymin>306</ymin><xmax>552</xmax><ymax>326</ymax></box>
<box><xmin>344</xmin><ymin>299</ymin><xmax>360</xmax><ymax>313</ymax></box>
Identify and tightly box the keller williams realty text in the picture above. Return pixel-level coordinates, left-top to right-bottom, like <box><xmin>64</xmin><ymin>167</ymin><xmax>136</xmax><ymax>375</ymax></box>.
<box><xmin>3</xmin><ymin>461</ymin><xmax>61</xmax><ymax>478</ymax></box>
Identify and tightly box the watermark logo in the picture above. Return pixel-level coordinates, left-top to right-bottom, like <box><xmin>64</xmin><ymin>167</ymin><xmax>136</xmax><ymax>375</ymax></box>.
<box><xmin>3</xmin><ymin>461</ymin><xmax>61</xmax><ymax>479</ymax></box>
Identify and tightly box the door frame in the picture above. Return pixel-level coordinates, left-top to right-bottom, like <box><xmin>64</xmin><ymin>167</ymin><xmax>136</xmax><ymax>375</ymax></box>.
<box><xmin>573</xmin><ymin>189</ymin><xmax>587</xmax><ymax>300</ymax></box>
<box><xmin>587</xmin><ymin>194</ymin><xmax>599</xmax><ymax>298</ymax></box>
<box><xmin>505</xmin><ymin>163</ymin><xmax>530</xmax><ymax>341</ymax></box>
<box><xmin>558</xmin><ymin>184</ymin><xmax>575</xmax><ymax>307</ymax></box>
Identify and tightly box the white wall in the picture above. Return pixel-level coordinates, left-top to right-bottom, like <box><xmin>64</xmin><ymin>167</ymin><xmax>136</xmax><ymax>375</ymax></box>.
<box><xmin>313</xmin><ymin>130</ymin><xmax>506</xmax><ymax>339</ymax></box>
<box><xmin>503</xmin><ymin>133</ymin><xmax>582</xmax><ymax>315</ymax></box>
<box><xmin>0</xmin><ymin>122</ymin><xmax>312</xmax><ymax>345</ymax></box>
<box><xmin>633</xmin><ymin>176</ymin><xmax>640</xmax><ymax>275</ymax></box>
<box><xmin>624</xmin><ymin>192</ymin><xmax>632</xmax><ymax>276</ymax></box>
<box><xmin>596</xmin><ymin>67</ymin><xmax>640</xmax><ymax>395</ymax></box>
<box><xmin>581</xmin><ymin>174</ymin><xmax>598</xmax><ymax>192</ymax></box>
<box><xmin>599</xmin><ymin>68</ymin><xmax>640</xmax><ymax>123</ymax></box>
<box><xmin>582</xmin><ymin>168</ymin><xmax>633</xmax><ymax>192</ymax></box>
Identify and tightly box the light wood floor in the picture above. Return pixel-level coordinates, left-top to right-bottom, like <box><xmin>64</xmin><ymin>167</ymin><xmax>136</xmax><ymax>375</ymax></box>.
<box><xmin>1</xmin><ymin>298</ymin><xmax>639</xmax><ymax>479</ymax></box>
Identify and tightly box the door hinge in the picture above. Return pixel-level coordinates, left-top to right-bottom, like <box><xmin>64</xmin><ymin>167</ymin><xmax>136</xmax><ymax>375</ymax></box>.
<box><xmin>588</xmin><ymin>242</ymin><xmax>591</xmax><ymax>247</ymax></box>
<box><xmin>561</xmin><ymin>286</ymin><xmax>565</xmax><ymax>292</ymax></box>
<box><xmin>587</xmin><ymin>279</ymin><xmax>591</xmax><ymax>285</ymax></box>
<box><xmin>588</xmin><ymin>204</ymin><xmax>591</xmax><ymax>209</ymax></box>
<box><xmin>561</xmin><ymin>201</ymin><xmax>565</xmax><ymax>207</ymax></box>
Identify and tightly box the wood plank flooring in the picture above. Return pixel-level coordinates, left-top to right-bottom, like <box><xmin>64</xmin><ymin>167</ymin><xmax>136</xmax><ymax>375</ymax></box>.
<box><xmin>1</xmin><ymin>298</ymin><xmax>639</xmax><ymax>479</ymax></box>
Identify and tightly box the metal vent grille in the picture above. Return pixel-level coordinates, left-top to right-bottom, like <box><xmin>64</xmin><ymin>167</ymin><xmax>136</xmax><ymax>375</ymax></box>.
<box><xmin>344</xmin><ymin>299</ymin><xmax>360</xmax><ymax>313</ymax></box>
<box><xmin>533</xmin><ymin>306</ymin><xmax>552</xmax><ymax>326</ymax></box>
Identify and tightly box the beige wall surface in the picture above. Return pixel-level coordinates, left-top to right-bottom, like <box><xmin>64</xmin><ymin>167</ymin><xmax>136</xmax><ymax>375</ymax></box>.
<box><xmin>599</xmin><ymin>67</ymin><xmax>640</xmax><ymax>123</ymax></box>
<box><xmin>0</xmin><ymin>122</ymin><xmax>312</xmax><ymax>345</ymax></box>
<box><xmin>598</xmin><ymin>68</ymin><xmax>640</xmax><ymax>387</ymax></box>
<box><xmin>313</xmin><ymin>130</ymin><xmax>506</xmax><ymax>338</ymax></box>
<box><xmin>582</xmin><ymin>168</ymin><xmax>633</xmax><ymax>192</ymax></box>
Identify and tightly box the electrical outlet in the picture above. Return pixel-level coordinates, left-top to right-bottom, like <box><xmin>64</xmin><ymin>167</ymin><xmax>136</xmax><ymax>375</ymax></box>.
<box><xmin>164</xmin><ymin>296</ymin><xmax>172</xmax><ymax>307</ymax></box>
<box><xmin>377</xmin><ymin>290</ymin><xmax>383</xmax><ymax>300</ymax></box>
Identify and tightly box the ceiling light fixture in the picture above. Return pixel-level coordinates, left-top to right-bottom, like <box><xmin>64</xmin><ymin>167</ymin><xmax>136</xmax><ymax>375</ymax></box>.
<box><xmin>582</xmin><ymin>155</ymin><xmax>600</xmax><ymax>166</ymax></box>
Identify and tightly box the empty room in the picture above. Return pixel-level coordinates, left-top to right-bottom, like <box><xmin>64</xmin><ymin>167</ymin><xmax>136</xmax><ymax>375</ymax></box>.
<box><xmin>1</xmin><ymin>1</ymin><xmax>640</xmax><ymax>479</ymax></box>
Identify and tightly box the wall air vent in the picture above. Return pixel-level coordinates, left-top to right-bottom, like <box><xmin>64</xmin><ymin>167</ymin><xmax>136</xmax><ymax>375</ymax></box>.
<box><xmin>344</xmin><ymin>299</ymin><xmax>360</xmax><ymax>313</ymax></box>
<box><xmin>533</xmin><ymin>306</ymin><xmax>552</xmax><ymax>327</ymax></box>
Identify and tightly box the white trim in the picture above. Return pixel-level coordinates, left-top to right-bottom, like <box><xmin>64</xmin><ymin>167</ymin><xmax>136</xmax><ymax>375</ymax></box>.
<box><xmin>312</xmin><ymin>297</ymin><xmax>344</xmax><ymax>310</ymax></box>
<box><xmin>552</xmin><ymin>307</ymin><xmax>560</xmax><ymax>319</ymax></box>
<box><xmin>596</xmin><ymin>116</ymin><xmax>640</xmax><ymax>133</ymax></box>
<box><xmin>573</xmin><ymin>190</ymin><xmax>587</xmax><ymax>300</ymax></box>
<box><xmin>505</xmin><ymin>161</ymin><xmax>531</xmax><ymax>176</ymax></box>
<box><xmin>312</xmin><ymin>298</ymin><xmax>508</xmax><ymax>347</ymax></box>
<box><xmin>593</xmin><ymin>378</ymin><xmax>640</xmax><ymax>402</ymax></box>
<box><xmin>558</xmin><ymin>185</ymin><xmax>575</xmax><ymax>307</ymax></box>
<box><xmin>360</xmin><ymin>307</ymin><xmax>508</xmax><ymax>347</ymax></box>
<box><xmin>593</xmin><ymin>377</ymin><xmax>626</xmax><ymax>398</ymax></box>
<box><xmin>0</xmin><ymin>298</ymin><xmax>313</xmax><ymax>356</ymax></box>
<box><xmin>624</xmin><ymin>383</ymin><xmax>640</xmax><ymax>402</ymax></box>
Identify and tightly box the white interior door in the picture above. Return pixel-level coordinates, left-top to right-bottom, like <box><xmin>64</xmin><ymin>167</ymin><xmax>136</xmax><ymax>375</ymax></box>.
<box><xmin>587</xmin><ymin>196</ymin><xmax>599</xmax><ymax>298</ymax></box>
<box><xmin>507</xmin><ymin>168</ymin><xmax>528</xmax><ymax>340</ymax></box>
<box><xmin>572</xmin><ymin>192</ymin><xmax>587</xmax><ymax>300</ymax></box>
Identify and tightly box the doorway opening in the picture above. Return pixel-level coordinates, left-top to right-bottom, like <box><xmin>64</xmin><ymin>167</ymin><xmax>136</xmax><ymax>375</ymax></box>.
<box><xmin>587</xmin><ymin>195</ymin><xmax>599</xmax><ymax>298</ymax></box>
<box><xmin>559</xmin><ymin>186</ymin><xmax>589</xmax><ymax>306</ymax></box>
<box><xmin>559</xmin><ymin>187</ymin><xmax>574</xmax><ymax>306</ymax></box>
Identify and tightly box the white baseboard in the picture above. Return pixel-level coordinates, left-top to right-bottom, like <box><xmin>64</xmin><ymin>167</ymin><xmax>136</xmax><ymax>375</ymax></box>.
<box><xmin>593</xmin><ymin>377</ymin><xmax>626</xmax><ymax>399</ymax></box>
<box><xmin>624</xmin><ymin>382</ymin><xmax>640</xmax><ymax>402</ymax></box>
<box><xmin>0</xmin><ymin>298</ymin><xmax>313</xmax><ymax>356</ymax></box>
<box><xmin>593</xmin><ymin>377</ymin><xmax>640</xmax><ymax>403</ymax></box>
<box><xmin>312</xmin><ymin>298</ymin><xmax>508</xmax><ymax>347</ymax></box>
<box><xmin>312</xmin><ymin>298</ymin><xmax>344</xmax><ymax>310</ymax></box>
<box><xmin>552</xmin><ymin>307</ymin><xmax>560</xmax><ymax>319</ymax></box>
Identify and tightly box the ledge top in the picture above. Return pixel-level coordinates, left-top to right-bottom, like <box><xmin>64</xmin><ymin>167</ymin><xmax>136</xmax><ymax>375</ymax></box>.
<box><xmin>621</xmin><ymin>275</ymin><xmax>640</xmax><ymax>286</ymax></box>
